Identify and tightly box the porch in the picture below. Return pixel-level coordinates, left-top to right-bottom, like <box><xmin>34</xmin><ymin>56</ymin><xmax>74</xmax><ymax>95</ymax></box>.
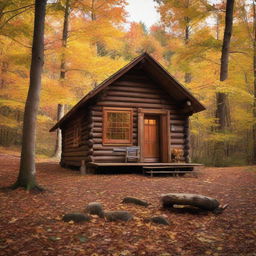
<box><xmin>87</xmin><ymin>162</ymin><xmax>203</xmax><ymax>176</ymax></box>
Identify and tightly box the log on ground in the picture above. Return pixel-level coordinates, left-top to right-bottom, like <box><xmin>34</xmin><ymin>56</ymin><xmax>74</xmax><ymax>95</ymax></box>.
<box><xmin>161</xmin><ymin>193</ymin><xmax>220</xmax><ymax>211</ymax></box>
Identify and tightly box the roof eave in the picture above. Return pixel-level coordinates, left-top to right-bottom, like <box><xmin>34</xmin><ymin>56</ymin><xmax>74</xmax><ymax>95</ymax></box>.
<box><xmin>49</xmin><ymin>53</ymin><xmax>148</xmax><ymax>132</ymax></box>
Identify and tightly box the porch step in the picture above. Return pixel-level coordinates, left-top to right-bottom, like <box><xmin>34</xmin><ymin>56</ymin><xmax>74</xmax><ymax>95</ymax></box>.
<box><xmin>142</xmin><ymin>166</ymin><xmax>200</xmax><ymax>177</ymax></box>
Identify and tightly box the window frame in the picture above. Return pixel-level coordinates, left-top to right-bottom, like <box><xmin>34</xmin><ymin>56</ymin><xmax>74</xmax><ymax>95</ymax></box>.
<box><xmin>73</xmin><ymin>118</ymin><xmax>82</xmax><ymax>147</ymax></box>
<box><xmin>103</xmin><ymin>107</ymin><xmax>133</xmax><ymax>145</ymax></box>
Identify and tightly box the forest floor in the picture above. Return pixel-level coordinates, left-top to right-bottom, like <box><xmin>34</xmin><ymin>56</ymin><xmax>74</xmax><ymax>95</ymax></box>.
<box><xmin>0</xmin><ymin>152</ymin><xmax>255</xmax><ymax>256</ymax></box>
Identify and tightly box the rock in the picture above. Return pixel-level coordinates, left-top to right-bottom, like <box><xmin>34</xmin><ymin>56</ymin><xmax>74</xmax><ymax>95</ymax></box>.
<box><xmin>122</xmin><ymin>197</ymin><xmax>149</xmax><ymax>207</ymax></box>
<box><xmin>161</xmin><ymin>193</ymin><xmax>220</xmax><ymax>211</ymax></box>
<box><xmin>148</xmin><ymin>216</ymin><xmax>170</xmax><ymax>225</ymax></box>
<box><xmin>62</xmin><ymin>213</ymin><xmax>91</xmax><ymax>223</ymax></box>
<box><xmin>85</xmin><ymin>202</ymin><xmax>104</xmax><ymax>218</ymax></box>
<box><xmin>104</xmin><ymin>211</ymin><xmax>133</xmax><ymax>222</ymax></box>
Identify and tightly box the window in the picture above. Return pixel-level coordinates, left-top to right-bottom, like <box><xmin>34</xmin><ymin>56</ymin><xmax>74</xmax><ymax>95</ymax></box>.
<box><xmin>103</xmin><ymin>108</ymin><xmax>133</xmax><ymax>145</ymax></box>
<box><xmin>73</xmin><ymin>119</ymin><xmax>81</xmax><ymax>147</ymax></box>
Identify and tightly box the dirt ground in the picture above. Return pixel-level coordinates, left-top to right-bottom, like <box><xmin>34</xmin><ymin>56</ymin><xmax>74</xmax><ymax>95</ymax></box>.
<box><xmin>0</xmin><ymin>153</ymin><xmax>255</xmax><ymax>256</ymax></box>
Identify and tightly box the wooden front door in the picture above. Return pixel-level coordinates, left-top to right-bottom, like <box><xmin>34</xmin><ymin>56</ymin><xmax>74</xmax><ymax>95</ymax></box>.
<box><xmin>143</xmin><ymin>116</ymin><xmax>160</xmax><ymax>162</ymax></box>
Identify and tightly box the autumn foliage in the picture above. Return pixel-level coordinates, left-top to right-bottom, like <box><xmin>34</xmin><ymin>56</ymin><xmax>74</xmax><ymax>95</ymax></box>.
<box><xmin>0</xmin><ymin>0</ymin><xmax>255</xmax><ymax>165</ymax></box>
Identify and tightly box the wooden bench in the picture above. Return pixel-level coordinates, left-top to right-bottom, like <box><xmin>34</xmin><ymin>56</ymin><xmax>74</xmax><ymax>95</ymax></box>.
<box><xmin>143</xmin><ymin>166</ymin><xmax>199</xmax><ymax>177</ymax></box>
<box><xmin>113</xmin><ymin>146</ymin><xmax>140</xmax><ymax>163</ymax></box>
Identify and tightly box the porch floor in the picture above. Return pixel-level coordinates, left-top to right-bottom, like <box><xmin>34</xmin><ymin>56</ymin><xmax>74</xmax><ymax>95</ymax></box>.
<box><xmin>88</xmin><ymin>162</ymin><xmax>203</xmax><ymax>168</ymax></box>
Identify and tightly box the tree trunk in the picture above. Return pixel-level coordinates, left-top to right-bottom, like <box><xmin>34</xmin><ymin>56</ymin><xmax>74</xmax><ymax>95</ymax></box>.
<box><xmin>13</xmin><ymin>0</ymin><xmax>46</xmax><ymax>190</ymax></box>
<box><xmin>216</xmin><ymin>0</ymin><xmax>234</xmax><ymax>130</ymax></box>
<box><xmin>60</xmin><ymin>0</ymin><xmax>70</xmax><ymax>80</ymax></box>
<box><xmin>184</xmin><ymin>16</ymin><xmax>191</xmax><ymax>83</ymax></box>
<box><xmin>53</xmin><ymin>0</ymin><xmax>70</xmax><ymax>158</ymax></box>
<box><xmin>161</xmin><ymin>193</ymin><xmax>220</xmax><ymax>211</ymax></box>
<box><xmin>0</xmin><ymin>61</ymin><xmax>8</xmax><ymax>89</ymax></box>
<box><xmin>214</xmin><ymin>0</ymin><xmax>234</xmax><ymax>166</ymax></box>
<box><xmin>53</xmin><ymin>104</ymin><xmax>64</xmax><ymax>158</ymax></box>
<box><xmin>253</xmin><ymin>0</ymin><xmax>256</xmax><ymax>164</ymax></box>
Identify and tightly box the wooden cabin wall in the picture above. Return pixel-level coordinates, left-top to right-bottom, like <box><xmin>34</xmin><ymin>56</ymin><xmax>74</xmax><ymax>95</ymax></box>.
<box><xmin>60</xmin><ymin>111</ymin><xmax>93</xmax><ymax>167</ymax></box>
<box><xmin>89</xmin><ymin>68</ymin><xmax>190</xmax><ymax>164</ymax></box>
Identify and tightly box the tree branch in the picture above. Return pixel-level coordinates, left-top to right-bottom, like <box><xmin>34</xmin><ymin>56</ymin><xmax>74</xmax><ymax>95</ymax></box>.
<box><xmin>0</xmin><ymin>6</ymin><xmax>34</xmax><ymax>30</ymax></box>
<box><xmin>0</xmin><ymin>34</ymin><xmax>31</xmax><ymax>48</ymax></box>
<box><xmin>2</xmin><ymin>4</ymin><xmax>35</xmax><ymax>15</ymax></box>
<box><xmin>229</xmin><ymin>51</ymin><xmax>250</xmax><ymax>57</ymax></box>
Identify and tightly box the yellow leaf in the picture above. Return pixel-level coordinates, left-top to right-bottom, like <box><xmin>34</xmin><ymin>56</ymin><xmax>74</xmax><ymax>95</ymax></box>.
<box><xmin>9</xmin><ymin>218</ymin><xmax>18</xmax><ymax>224</ymax></box>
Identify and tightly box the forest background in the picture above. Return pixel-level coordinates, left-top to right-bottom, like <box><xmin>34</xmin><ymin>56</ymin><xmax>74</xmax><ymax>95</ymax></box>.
<box><xmin>0</xmin><ymin>0</ymin><xmax>255</xmax><ymax>166</ymax></box>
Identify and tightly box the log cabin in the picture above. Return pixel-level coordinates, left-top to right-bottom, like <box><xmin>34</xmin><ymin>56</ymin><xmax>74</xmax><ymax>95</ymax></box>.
<box><xmin>50</xmin><ymin>53</ymin><xmax>205</xmax><ymax>174</ymax></box>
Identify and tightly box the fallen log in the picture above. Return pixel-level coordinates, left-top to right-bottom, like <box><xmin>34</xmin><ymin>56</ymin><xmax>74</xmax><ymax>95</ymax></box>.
<box><xmin>161</xmin><ymin>193</ymin><xmax>220</xmax><ymax>211</ymax></box>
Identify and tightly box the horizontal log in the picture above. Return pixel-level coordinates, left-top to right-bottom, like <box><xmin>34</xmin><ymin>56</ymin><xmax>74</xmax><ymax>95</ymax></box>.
<box><xmin>81</xmin><ymin>126</ymin><xmax>91</xmax><ymax>133</ymax></box>
<box><xmin>171</xmin><ymin>138</ymin><xmax>185</xmax><ymax>144</ymax></box>
<box><xmin>83</xmin><ymin>134</ymin><xmax>93</xmax><ymax>140</ymax></box>
<box><xmin>64</xmin><ymin>136</ymin><xmax>74</xmax><ymax>143</ymax></box>
<box><xmin>106</xmin><ymin>90</ymin><xmax>164</xmax><ymax>100</ymax></box>
<box><xmin>92</xmin><ymin>150</ymin><xmax>125</xmax><ymax>156</ymax></box>
<box><xmin>92</xmin><ymin>138</ymin><xmax>137</xmax><ymax>144</ymax></box>
<box><xmin>81</xmin><ymin>133</ymin><xmax>91</xmax><ymax>139</ymax></box>
<box><xmin>121</xmin><ymin>73</ymin><xmax>150</xmax><ymax>81</ymax></box>
<box><xmin>92</xmin><ymin>132</ymin><xmax>137</xmax><ymax>139</ymax></box>
<box><xmin>64</xmin><ymin>137</ymin><xmax>90</xmax><ymax>145</ymax></box>
<box><xmin>92</xmin><ymin>138</ymin><xmax>102</xmax><ymax>143</ymax></box>
<box><xmin>95</xmin><ymin>127</ymin><xmax>137</xmax><ymax>133</ymax></box>
<box><xmin>93</xmin><ymin>145</ymin><xmax>113</xmax><ymax>150</ymax></box>
<box><xmin>64</xmin><ymin>129</ymin><xmax>74</xmax><ymax>136</ymax></box>
<box><xmin>91</xmin><ymin>103</ymin><xmax>178</xmax><ymax>114</ymax></box>
<box><xmin>114</xmin><ymin>80</ymin><xmax>159</xmax><ymax>89</ymax></box>
<box><xmin>92</xmin><ymin>122</ymin><xmax>103</xmax><ymax>127</ymax></box>
<box><xmin>62</xmin><ymin>151</ymin><xmax>92</xmax><ymax>157</ymax></box>
<box><xmin>92</xmin><ymin>127</ymin><xmax>102</xmax><ymax>133</ymax></box>
<box><xmin>66</xmin><ymin>140</ymin><xmax>93</xmax><ymax>148</ymax></box>
<box><xmin>91</xmin><ymin>106</ymin><xmax>103</xmax><ymax>111</ymax></box>
<box><xmin>64</xmin><ymin>126</ymin><xmax>91</xmax><ymax>139</ymax></box>
<box><xmin>92</xmin><ymin>116</ymin><xmax>102</xmax><ymax>122</ymax></box>
<box><xmin>63</xmin><ymin>142</ymin><xmax>87</xmax><ymax>148</ymax></box>
<box><xmin>92</xmin><ymin>155</ymin><xmax>125</xmax><ymax>162</ymax></box>
<box><xmin>103</xmin><ymin>96</ymin><xmax>163</xmax><ymax>104</ymax></box>
<box><xmin>63</xmin><ymin>140</ymin><xmax>75</xmax><ymax>147</ymax></box>
<box><xmin>91</xmin><ymin>105</ymin><xmax>179</xmax><ymax>115</ymax></box>
<box><xmin>170</xmin><ymin>144</ymin><xmax>184</xmax><ymax>149</ymax></box>
<box><xmin>171</xmin><ymin>133</ymin><xmax>185</xmax><ymax>139</ymax></box>
<box><xmin>63</xmin><ymin>145</ymin><xmax>90</xmax><ymax>153</ymax></box>
<box><xmin>96</xmin><ymin>101</ymin><xmax>173</xmax><ymax>109</ymax></box>
<box><xmin>111</xmin><ymin>85</ymin><xmax>175</xmax><ymax>100</ymax></box>
<box><xmin>170</xmin><ymin>126</ymin><xmax>184</xmax><ymax>132</ymax></box>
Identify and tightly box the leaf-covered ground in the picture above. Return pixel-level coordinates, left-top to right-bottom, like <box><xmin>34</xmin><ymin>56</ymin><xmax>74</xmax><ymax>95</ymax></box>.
<box><xmin>0</xmin><ymin>153</ymin><xmax>255</xmax><ymax>256</ymax></box>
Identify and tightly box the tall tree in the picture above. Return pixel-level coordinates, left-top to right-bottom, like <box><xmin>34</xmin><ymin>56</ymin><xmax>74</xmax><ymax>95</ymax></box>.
<box><xmin>53</xmin><ymin>0</ymin><xmax>71</xmax><ymax>158</ymax></box>
<box><xmin>214</xmin><ymin>0</ymin><xmax>235</xmax><ymax>165</ymax></box>
<box><xmin>12</xmin><ymin>0</ymin><xmax>47</xmax><ymax>190</ymax></box>
<box><xmin>252</xmin><ymin>0</ymin><xmax>256</xmax><ymax>163</ymax></box>
<box><xmin>215</xmin><ymin>0</ymin><xmax>235</xmax><ymax>130</ymax></box>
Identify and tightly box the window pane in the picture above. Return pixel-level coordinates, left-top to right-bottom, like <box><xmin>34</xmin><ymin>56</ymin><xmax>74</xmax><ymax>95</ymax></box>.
<box><xmin>105</xmin><ymin>111</ymin><xmax>131</xmax><ymax>142</ymax></box>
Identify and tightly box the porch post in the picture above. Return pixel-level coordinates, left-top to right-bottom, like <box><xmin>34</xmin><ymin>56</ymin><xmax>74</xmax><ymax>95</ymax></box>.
<box><xmin>138</xmin><ymin>109</ymin><xmax>144</xmax><ymax>162</ymax></box>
